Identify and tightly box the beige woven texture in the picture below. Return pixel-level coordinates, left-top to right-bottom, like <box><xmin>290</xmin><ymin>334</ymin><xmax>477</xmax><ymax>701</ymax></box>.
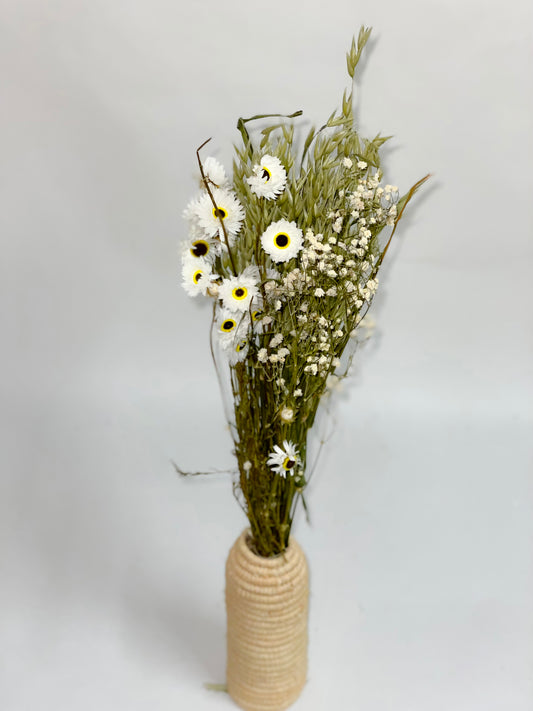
<box><xmin>225</xmin><ymin>529</ymin><xmax>309</xmax><ymax>711</ymax></box>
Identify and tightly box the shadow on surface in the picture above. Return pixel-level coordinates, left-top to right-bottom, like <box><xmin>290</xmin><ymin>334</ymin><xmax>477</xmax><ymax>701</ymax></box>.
<box><xmin>120</xmin><ymin>579</ymin><xmax>226</xmax><ymax>682</ymax></box>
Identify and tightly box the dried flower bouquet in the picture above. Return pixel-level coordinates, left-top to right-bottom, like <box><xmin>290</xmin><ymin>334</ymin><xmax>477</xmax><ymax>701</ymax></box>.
<box><xmin>179</xmin><ymin>27</ymin><xmax>428</xmax><ymax>558</ymax></box>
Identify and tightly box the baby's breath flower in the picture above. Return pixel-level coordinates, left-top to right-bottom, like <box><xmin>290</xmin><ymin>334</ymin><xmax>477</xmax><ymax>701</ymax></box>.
<box><xmin>332</xmin><ymin>217</ymin><xmax>344</xmax><ymax>234</ymax></box>
<box><xmin>280</xmin><ymin>407</ymin><xmax>294</xmax><ymax>423</ymax></box>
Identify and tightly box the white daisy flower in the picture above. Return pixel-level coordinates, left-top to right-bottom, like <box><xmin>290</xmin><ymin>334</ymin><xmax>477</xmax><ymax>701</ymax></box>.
<box><xmin>182</xmin><ymin>196</ymin><xmax>205</xmax><ymax>238</ymax></box>
<box><xmin>228</xmin><ymin>337</ymin><xmax>249</xmax><ymax>365</ymax></box>
<box><xmin>181</xmin><ymin>256</ymin><xmax>214</xmax><ymax>297</ymax></box>
<box><xmin>267</xmin><ymin>440</ymin><xmax>300</xmax><ymax>477</ymax></box>
<box><xmin>215</xmin><ymin>307</ymin><xmax>249</xmax><ymax>360</ymax></box>
<box><xmin>260</xmin><ymin>219</ymin><xmax>303</xmax><ymax>263</ymax></box>
<box><xmin>183</xmin><ymin>237</ymin><xmax>217</xmax><ymax>263</ymax></box>
<box><xmin>200</xmin><ymin>156</ymin><xmax>228</xmax><ymax>189</ymax></box>
<box><xmin>249</xmin><ymin>297</ymin><xmax>265</xmax><ymax>329</ymax></box>
<box><xmin>216</xmin><ymin>307</ymin><xmax>248</xmax><ymax>335</ymax></box>
<box><xmin>193</xmin><ymin>188</ymin><xmax>245</xmax><ymax>239</ymax></box>
<box><xmin>218</xmin><ymin>265</ymin><xmax>260</xmax><ymax>313</ymax></box>
<box><xmin>247</xmin><ymin>154</ymin><xmax>287</xmax><ymax>200</ymax></box>
<box><xmin>217</xmin><ymin>311</ymin><xmax>239</xmax><ymax>337</ymax></box>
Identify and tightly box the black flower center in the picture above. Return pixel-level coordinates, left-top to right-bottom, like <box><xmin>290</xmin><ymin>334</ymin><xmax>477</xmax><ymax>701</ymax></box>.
<box><xmin>191</xmin><ymin>240</ymin><xmax>209</xmax><ymax>257</ymax></box>
<box><xmin>213</xmin><ymin>207</ymin><xmax>227</xmax><ymax>220</ymax></box>
<box><xmin>222</xmin><ymin>319</ymin><xmax>235</xmax><ymax>331</ymax></box>
<box><xmin>261</xmin><ymin>167</ymin><xmax>271</xmax><ymax>181</ymax></box>
<box><xmin>274</xmin><ymin>233</ymin><xmax>289</xmax><ymax>248</ymax></box>
<box><xmin>193</xmin><ymin>271</ymin><xmax>203</xmax><ymax>283</ymax></box>
<box><xmin>232</xmin><ymin>286</ymin><xmax>247</xmax><ymax>301</ymax></box>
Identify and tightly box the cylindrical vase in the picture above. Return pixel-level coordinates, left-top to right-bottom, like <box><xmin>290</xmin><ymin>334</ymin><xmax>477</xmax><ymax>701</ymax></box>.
<box><xmin>225</xmin><ymin>529</ymin><xmax>309</xmax><ymax>711</ymax></box>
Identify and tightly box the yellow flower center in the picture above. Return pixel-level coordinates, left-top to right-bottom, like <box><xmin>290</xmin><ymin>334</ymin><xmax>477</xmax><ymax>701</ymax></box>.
<box><xmin>283</xmin><ymin>457</ymin><xmax>296</xmax><ymax>471</ymax></box>
<box><xmin>236</xmin><ymin>339</ymin><xmax>247</xmax><ymax>352</ymax></box>
<box><xmin>212</xmin><ymin>206</ymin><xmax>227</xmax><ymax>220</ymax></box>
<box><xmin>221</xmin><ymin>319</ymin><xmax>236</xmax><ymax>332</ymax></box>
<box><xmin>232</xmin><ymin>286</ymin><xmax>248</xmax><ymax>301</ymax></box>
<box><xmin>190</xmin><ymin>240</ymin><xmax>209</xmax><ymax>258</ymax></box>
<box><xmin>251</xmin><ymin>310</ymin><xmax>263</xmax><ymax>322</ymax></box>
<box><xmin>192</xmin><ymin>270</ymin><xmax>203</xmax><ymax>284</ymax></box>
<box><xmin>274</xmin><ymin>233</ymin><xmax>290</xmax><ymax>249</ymax></box>
<box><xmin>261</xmin><ymin>166</ymin><xmax>271</xmax><ymax>181</ymax></box>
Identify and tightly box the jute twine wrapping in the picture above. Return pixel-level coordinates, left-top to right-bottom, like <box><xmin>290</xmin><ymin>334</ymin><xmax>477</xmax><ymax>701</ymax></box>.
<box><xmin>225</xmin><ymin>529</ymin><xmax>309</xmax><ymax>711</ymax></box>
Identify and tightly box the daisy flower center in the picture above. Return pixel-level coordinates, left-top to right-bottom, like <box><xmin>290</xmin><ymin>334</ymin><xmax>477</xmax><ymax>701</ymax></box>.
<box><xmin>212</xmin><ymin>207</ymin><xmax>228</xmax><ymax>220</ymax></box>
<box><xmin>191</xmin><ymin>240</ymin><xmax>209</xmax><ymax>257</ymax></box>
<box><xmin>232</xmin><ymin>286</ymin><xmax>248</xmax><ymax>301</ymax></box>
<box><xmin>236</xmin><ymin>340</ymin><xmax>247</xmax><ymax>352</ymax></box>
<box><xmin>193</xmin><ymin>270</ymin><xmax>203</xmax><ymax>284</ymax></box>
<box><xmin>283</xmin><ymin>457</ymin><xmax>296</xmax><ymax>471</ymax></box>
<box><xmin>221</xmin><ymin>319</ymin><xmax>236</xmax><ymax>332</ymax></box>
<box><xmin>274</xmin><ymin>233</ymin><xmax>290</xmax><ymax>249</ymax></box>
<box><xmin>252</xmin><ymin>310</ymin><xmax>263</xmax><ymax>322</ymax></box>
<box><xmin>261</xmin><ymin>167</ymin><xmax>271</xmax><ymax>181</ymax></box>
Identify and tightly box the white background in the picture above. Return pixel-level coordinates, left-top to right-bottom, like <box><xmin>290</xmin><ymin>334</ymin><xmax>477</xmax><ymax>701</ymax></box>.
<box><xmin>1</xmin><ymin>1</ymin><xmax>532</xmax><ymax>709</ymax></box>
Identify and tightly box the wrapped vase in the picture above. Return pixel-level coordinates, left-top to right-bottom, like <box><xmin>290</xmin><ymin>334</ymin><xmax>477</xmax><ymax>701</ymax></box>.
<box><xmin>225</xmin><ymin>529</ymin><xmax>309</xmax><ymax>711</ymax></box>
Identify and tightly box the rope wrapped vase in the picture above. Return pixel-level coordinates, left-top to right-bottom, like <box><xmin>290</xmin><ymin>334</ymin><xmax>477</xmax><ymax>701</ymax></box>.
<box><xmin>225</xmin><ymin>529</ymin><xmax>309</xmax><ymax>711</ymax></box>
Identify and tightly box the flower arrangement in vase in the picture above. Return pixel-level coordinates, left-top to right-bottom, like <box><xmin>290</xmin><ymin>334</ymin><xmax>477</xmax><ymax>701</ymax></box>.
<box><xmin>178</xmin><ymin>26</ymin><xmax>428</xmax><ymax>711</ymax></box>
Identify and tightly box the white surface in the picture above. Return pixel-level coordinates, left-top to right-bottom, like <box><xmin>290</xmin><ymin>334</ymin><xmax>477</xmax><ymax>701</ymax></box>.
<box><xmin>1</xmin><ymin>1</ymin><xmax>532</xmax><ymax>710</ymax></box>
